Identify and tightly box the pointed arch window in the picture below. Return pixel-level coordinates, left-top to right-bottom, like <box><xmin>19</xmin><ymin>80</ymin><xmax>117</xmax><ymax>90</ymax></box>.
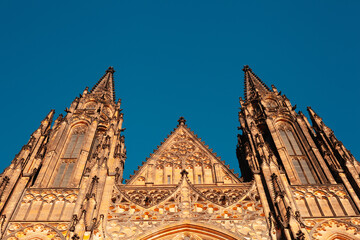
<box><xmin>53</xmin><ymin>160</ymin><xmax>75</xmax><ymax>187</ymax></box>
<box><xmin>63</xmin><ymin>126</ymin><xmax>86</xmax><ymax>159</ymax></box>
<box><xmin>278</xmin><ymin>124</ymin><xmax>317</xmax><ymax>184</ymax></box>
<box><xmin>292</xmin><ymin>158</ymin><xmax>316</xmax><ymax>184</ymax></box>
<box><xmin>279</xmin><ymin>128</ymin><xmax>302</xmax><ymax>156</ymax></box>
<box><xmin>53</xmin><ymin>125</ymin><xmax>86</xmax><ymax>187</ymax></box>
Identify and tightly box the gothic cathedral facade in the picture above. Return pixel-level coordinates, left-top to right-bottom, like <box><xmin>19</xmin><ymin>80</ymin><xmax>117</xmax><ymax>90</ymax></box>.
<box><xmin>0</xmin><ymin>66</ymin><xmax>359</xmax><ymax>240</ymax></box>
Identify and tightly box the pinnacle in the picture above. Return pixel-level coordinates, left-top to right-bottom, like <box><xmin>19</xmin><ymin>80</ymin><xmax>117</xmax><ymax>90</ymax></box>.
<box><xmin>106</xmin><ymin>66</ymin><xmax>115</xmax><ymax>74</ymax></box>
<box><xmin>177</xmin><ymin>116</ymin><xmax>186</xmax><ymax>126</ymax></box>
<box><xmin>242</xmin><ymin>65</ymin><xmax>251</xmax><ymax>72</ymax></box>
<box><xmin>307</xmin><ymin>106</ymin><xmax>320</xmax><ymax>120</ymax></box>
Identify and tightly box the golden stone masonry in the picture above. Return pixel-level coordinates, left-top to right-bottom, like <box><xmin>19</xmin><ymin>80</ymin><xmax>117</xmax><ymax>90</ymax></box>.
<box><xmin>0</xmin><ymin>66</ymin><xmax>359</xmax><ymax>239</ymax></box>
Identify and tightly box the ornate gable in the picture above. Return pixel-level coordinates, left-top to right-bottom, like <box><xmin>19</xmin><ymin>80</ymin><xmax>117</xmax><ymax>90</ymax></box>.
<box><xmin>127</xmin><ymin>118</ymin><xmax>240</xmax><ymax>186</ymax></box>
<box><xmin>107</xmin><ymin>172</ymin><xmax>269</xmax><ymax>240</ymax></box>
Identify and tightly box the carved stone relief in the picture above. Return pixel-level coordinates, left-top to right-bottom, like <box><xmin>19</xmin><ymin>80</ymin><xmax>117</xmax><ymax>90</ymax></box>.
<box><xmin>292</xmin><ymin>185</ymin><xmax>358</xmax><ymax>218</ymax></box>
<box><xmin>306</xmin><ymin>219</ymin><xmax>360</xmax><ymax>240</ymax></box>
<box><xmin>106</xmin><ymin>177</ymin><xmax>269</xmax><ymax>240</ymax></box>
<box><xmin>129</xmin><ymin>128</ymin><xmax>239</xmax><ymax>186</ymax></box>
<box><xmin>4</xmin><ymin>223</ymin><xmax>68</xmax><ymax>240</ymax></box>
<box><xmin>12</xmin><ymin>189</ymin><xmax>78</xmax><ymax>222</ymax></box>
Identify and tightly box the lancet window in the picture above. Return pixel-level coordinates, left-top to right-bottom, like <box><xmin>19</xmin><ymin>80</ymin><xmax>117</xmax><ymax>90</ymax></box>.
<box><xmin>53</xmin><ymin>160</ymin><xmax>75</xmax><ymax>187</ymax></box>
<box><xmin>53</xmin><ymin>125</ymin><xmax>87</xmax><ymax>187</ymax></box>
<box><xmin>63</xmin><ymin>126</ymin><xmax>86</xmax><ymax>159</ymax></box>
<box><xmin>278</xmin><ymin>124</ymin><xmax>316</xmax><ymax>184</ymax></box>
<box><xmin>167</xmin><ymin>175</ymin><xmax>171</xmax><ymax>184</ymax></box>
<box><xmin>279</xmin><ymin>128</ymin><xmax>302</xmax><ymax>156</ymax></box>
<box><xmin>292</xmin><ymin>158</ymin><xmax>316</xmax><ymax>184</ymax></box>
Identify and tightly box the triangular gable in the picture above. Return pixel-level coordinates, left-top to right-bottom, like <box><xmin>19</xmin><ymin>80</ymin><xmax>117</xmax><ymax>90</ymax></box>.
<box><xmin>127</xmin><ymin>120</ymin><xmax>240</xmax><ymax>185</ymax></box>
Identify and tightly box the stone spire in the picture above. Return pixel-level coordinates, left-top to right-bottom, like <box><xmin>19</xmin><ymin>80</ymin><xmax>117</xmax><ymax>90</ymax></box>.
<box><xmin>91</xmin><ymin>66</ymin><xmax>116</xmax><ymax>102</ymax></box>
<box><xmin>243</xmin><ymin>65</ymin><xmax>271</xmax><ymax>101</ymax></box>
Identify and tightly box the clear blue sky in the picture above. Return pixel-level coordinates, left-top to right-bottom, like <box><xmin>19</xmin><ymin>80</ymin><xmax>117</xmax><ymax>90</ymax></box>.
<box><xmin>1</xmin><ymin>1</ymin><xmax>359</xmax><ymax>179</ymax></box>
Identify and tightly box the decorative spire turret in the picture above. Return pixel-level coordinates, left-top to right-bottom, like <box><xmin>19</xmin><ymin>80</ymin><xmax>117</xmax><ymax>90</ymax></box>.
<box><xmin>91</xmin><ymin>66</ymin><xmax>116</xmax><ymax>102</ymax></box>
<box><xmin>243</xmin><ymin>65</ymin><xmax>271</xmax><ymax>101</ymax></box>
<box><xmin>307</xmin><ymin>106</ymin><xmax>357</xmax><ymax>163</ymax></box>
<box><xmin>307</xmin><ymin>107</ymin><xmax>333</xmax><ymax>136</ymax></box>
<box><xmin>39</xmin><ymin>109</ymin><xmax>55</xmax><ymax>134</ymax></box>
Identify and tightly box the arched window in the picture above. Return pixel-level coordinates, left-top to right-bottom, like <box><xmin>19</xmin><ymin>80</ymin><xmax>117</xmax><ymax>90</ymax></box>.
<box><xmin>279</xmin><ymin>128</ymin><xmax>302</xmax><ymax>155</ymax></box>
<box><xmin>52</xmin><ymin>160</ymin><xmax>75</xmax><ymax>187</ymax></box>
<box><xmin>265</xmin><ymin>99</ymin><xmax>278</xmax><ymax>108</ymax></box>
<box><xmin>102</xmin><ymin>107</ymin><xmax>112</xmax><ymax>117</ymax></box>
<box><xmin>278</xmin><ymin>124</ymin><xmax>316</xmax><ymax>184</ymax></box>
<box><xmin>292</xmin><ymin>158</ymin><xmax>316</xmax><ymax>184</ymax></box>
<box><xmin>53</xmin><ymin>125</ymin><xmax>86</xmax><ymax>187</ymax></box>
<box><xmin>85</xmin><ymin>102</ymin><xmax>97</xmax><ymax>109</ymax></box>
<box><xmin>63</xmin><ymin>126</ymin><xmax>86</xmax><ymax>158</ymax></box>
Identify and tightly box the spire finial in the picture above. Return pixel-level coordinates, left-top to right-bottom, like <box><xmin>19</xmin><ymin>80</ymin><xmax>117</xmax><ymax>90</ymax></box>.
<box><xmin>178</xmin><ymin>117</ymin><xmax>186</xmax><ymax>126</ymax></box>
<box><xmin>242</xmin><ymin>65</ymin><xmax>252</xmax><ymax>72</ymax></box>
<box><xmin>106</xmin><ymin>66</ymin><xmax>115</xmax><ymax>73</ymax></box>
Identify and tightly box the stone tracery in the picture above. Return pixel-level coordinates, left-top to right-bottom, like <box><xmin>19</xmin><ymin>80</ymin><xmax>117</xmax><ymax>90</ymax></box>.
<box><xmin>4</xmin><ymin>223</ymin><xmax>67</xmax><ymax>240</ymax></box>
<box><xmin>107</xmin><ymin>175</ymin><xmax>269</xmax><ymax>240</ymax></box>
<box><xmin>129</xmin><ymin>127</ymin><xmax>240</xmax><ymax>186</ymax></box>
<box><xmin>292</xmin><ymin>185</ymin><xmax>358</xmax><ymax>218</ymax></box>
<box><xmin>309</xmin><ymin>219</ymin><xmax>360</xmax><ymax>240</ymax></box>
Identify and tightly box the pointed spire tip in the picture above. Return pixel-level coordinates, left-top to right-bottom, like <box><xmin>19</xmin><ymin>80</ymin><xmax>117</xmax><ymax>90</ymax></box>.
<box><xmin>106</xmin><ymin>66</ymin><xmax>115</xmax><ymax>73</ymax></box>
<box><xmin>90</xmin><ymin>67</ymin><xmax>116</xmax><ymax>101</ymax></box>
<box><xmin>242</xmin><ymin>65</ymin><xmax>251</xmax><ymax>72</ymax></box>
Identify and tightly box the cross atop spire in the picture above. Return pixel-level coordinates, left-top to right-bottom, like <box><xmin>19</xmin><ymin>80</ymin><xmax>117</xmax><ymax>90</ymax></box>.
<box><xmin>91</xmin><ymin>67</ymin><xmax>116</xmax><ymax>102</ymax></box>
<box><xmin>243</xmin><ymin>65</ymin><xmax>271</xmax><ymax>101</ymax></box>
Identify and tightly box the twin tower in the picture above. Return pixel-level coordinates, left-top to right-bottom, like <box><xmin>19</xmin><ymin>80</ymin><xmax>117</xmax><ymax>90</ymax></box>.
<box><xmin>0</xmin><ymin>66</ymin><xmax>359</xmax><ymax>240</ymax></box>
